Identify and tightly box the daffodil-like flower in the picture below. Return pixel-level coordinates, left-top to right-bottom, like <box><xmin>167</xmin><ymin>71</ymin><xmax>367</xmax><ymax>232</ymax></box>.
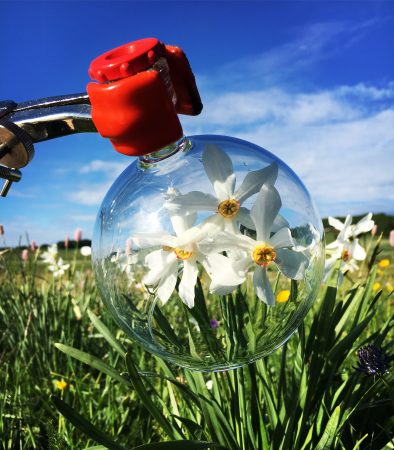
<box><xmin>164</xmin><ymin>144</ymin><xmax>279</xmax><ymax>234</ymax></box>
<box><xmin>327</xmin><ymin>213</ymin><xmax>374</xmax><ymax>260</ymax></box>
<box><xmin>41</xmin><ymin>244</ymin><xmax>70</xmax><ymax>277</ymax></box>
<box><xmin>199</xmin><ymin>184</ymin><xmax>309</xmax><ymax>305</ymax></box>
<box><xmin>41</xmin><ymin>244</ymin><xmax>59</xmax><ymax>264</ymax></box>
<box><xmin>133</xmin><ymin>209</ymin><xmax>244</xmax><ymax>308</ymax></box>
<box><xmin>325</xmin><ymin>213</ymin><xmax>374</xmax><ymax>282</ymax></box>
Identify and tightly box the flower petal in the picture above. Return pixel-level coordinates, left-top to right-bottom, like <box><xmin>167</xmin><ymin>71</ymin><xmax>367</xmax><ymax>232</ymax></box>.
<box><xmin>271</xmin><ymin>214</ymin><xmax>289</xmax><ymax>233</ymax></box>
<box><xmin>253</xmin><ymin>266</ymin><xmax>275</xmax><ymax>306</ymax></box>
<box><xmin>133</xmin><ymin>232</ymin><xmax>167</xmax><ymax>248</ymax></box>
<box><xmin>348</xmin><ymin>239</ymin><xmax>366</xmax><ymax>260</ymax></box>
<box><xmin>202</xmin><ymin>144</ymin><xmax>236</xmax><ymax>200</ymax></box>
<box><xmin>270</xmin><ymin>227</ymin><xmax>294</xmax><ymax>249</ymax></box>
<box><xmin>250</xmin><ymin>184</ymin><xmax>282</xmax><ymax>241</ymax></box>
<box><xmin>198</xmin><ymin>231</ymin><xmax>254</xmax><ymax>255</ymax></box>
<box><xmin>326</xmin><ymin>239</ymin><xmax>343</xmax><ymax>251</ymax></box>
<box><xmin>328</xmin><ymin>216</ymin><xmax>344</xmax><ymax>231</ymax></box>
<box><xmin>354</xmin><ymin>213</ymin><xmax>374</xmax><ymax>235</ymax></box>
<box><xmin>235</xmin><ymin>162</ymin><xmax>278</xmax><ymax>205</ymax></box>
<box><xmin>157</xmin><ymin>264</ymin><xmax>178</xmax><ymax>304</ymax></box>
<box><xmin>206</xmin><ymin>254</ymin><xmax>246</xmax><ymax>296</ymax></box>
<box><xmin>168</xmin><ymin>215</ymin><xmax>223</xmax><ymax>248</ymax></box>
<box><xmin>144</xmin><ymin>250</ymin><xmax>175</xmax><ymax>285</ymax></box>
<box><xmin>339</xmin><ymin>215</ymin><xmax>353</xmax><ymax>240</ymax></box>
<box><xmin>275</xmin><ymin>248</ymin><xmax>309</xmax><ymax>280</ymax></box>
<box><xmin>204</xmin><ymin>253</ymin><xmax>246</xmax><ymax>286</ymax></box>
<box><xmin>179</xmin><ymin>260</ymin><xmax>199</xmax><ymax>308</ymax></box>
<box><xmin>165</xmin><ymin>191</ymin><xmax>218</xmax><ymax>214</ymax></box>
<box><xmin>170</xmin><ymin>212</ymin><xmax>197</xmax><ymax>236</ymax></box>
<box><xmin>237</xmin><ymin>207</ymin><xmax>255</xmax><ymax>230</ymax></box>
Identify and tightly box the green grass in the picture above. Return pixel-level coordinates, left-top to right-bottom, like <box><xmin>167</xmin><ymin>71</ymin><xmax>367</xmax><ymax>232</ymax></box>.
<box><xmin>0</xmin><ymin>237</ymin><xmax>393</xmax><ymax>449</ymax></box>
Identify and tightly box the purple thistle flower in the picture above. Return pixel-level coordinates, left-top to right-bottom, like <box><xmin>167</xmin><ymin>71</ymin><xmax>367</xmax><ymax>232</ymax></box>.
<box><xmin>355</xmin><ymin>344</ymin><xmax>390</xmax><ymax>377</ymax></box>
<box><xmin>211</xmin><ymin>319</ymin><xmax>218</xmax><ymax>329</ymax></box>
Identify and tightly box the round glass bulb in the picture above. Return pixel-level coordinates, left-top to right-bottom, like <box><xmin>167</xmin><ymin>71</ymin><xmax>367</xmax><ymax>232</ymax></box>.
<box><xmin>92</xmin><ymin>135</ymin><xmax>324</xmax><ymax>371</ymax></box>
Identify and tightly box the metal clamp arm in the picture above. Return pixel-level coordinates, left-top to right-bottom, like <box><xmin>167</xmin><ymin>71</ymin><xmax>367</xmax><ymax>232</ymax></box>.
<box><xmin>0</xmin><ymin>93</ymin><xmax>96</xmax><ymax>196</ymax></box>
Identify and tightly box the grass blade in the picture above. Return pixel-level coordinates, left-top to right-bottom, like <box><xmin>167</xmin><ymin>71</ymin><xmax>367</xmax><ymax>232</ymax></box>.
<box><xmin>88</xmin><ymin>309</ymin><xmax>126</xmax><ymax>357</ymax></box>
<box><xmin>51</xmin><ymin>396</ymin><xmax>127</xmax><ymax>450</ymax></box>
<box><xmin>55</xmin><ymin>343</ymin><xmax>131</xmax><ymax>386</ymax></box>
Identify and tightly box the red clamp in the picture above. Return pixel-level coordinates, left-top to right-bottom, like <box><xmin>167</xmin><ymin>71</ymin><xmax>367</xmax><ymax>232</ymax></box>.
<box><xmin>87</xmin><ymin>38</ymin><xmax>203</xmax><ymax>156</ymax></box>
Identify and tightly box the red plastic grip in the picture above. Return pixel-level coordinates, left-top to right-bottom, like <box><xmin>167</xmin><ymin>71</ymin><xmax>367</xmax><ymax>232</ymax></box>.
<box><xmin>87</xmin><ymin>38</ymin><xmax>202</xmax><ymax>156</ymax></box>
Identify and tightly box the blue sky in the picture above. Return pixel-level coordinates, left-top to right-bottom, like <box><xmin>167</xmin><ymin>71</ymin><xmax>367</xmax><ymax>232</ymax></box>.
<box><xmin>1</xmin><ymin>1</ymin><xmax>393</xmax><ymax>246</ymax></box>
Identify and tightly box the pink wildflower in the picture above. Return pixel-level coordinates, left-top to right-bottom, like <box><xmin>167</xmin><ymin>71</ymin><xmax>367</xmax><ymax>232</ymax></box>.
<box><xmin>21</xmin><ymin>249</ymin><xmax>29</xmax><ymax>262</ymax></box>
<box><xmin>74</xmin><ymin>228</ymin><xmax>82</xmax><ymax>243</ymax></box>
<box><xmin>390</xmin><ymin>230</ymin><xmax>394</xmax><ymax>248</ymax></box>
<box><xmin>371</xmin><ymin>225</ymin><xmax>378</xmax><ymax>237</ymax></box>
<box><xmin>64</xmin><ymin>236</ymin><xmax>69</xmax><ymax>249</ymax></box>
<box><xmin>31</xmin><ymin>240</ymin><xmax>38</xmax><ymax>251</ymax></box>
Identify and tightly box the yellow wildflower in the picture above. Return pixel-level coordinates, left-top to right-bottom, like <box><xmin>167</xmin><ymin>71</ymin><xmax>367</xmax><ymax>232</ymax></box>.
<box><xmin>55</xmin><ymin>379</ymin><xmax>68</xmax><ymax>391</ymax></box>
<box><xmin>378</xmin><ymin>259</ymin><xmax>390</xmax><ymax>268</ymax></box>
<box><xmin>276</xmin><ymin>290</ymin><xmax>291</xmax><ymax>303</ymax></box>
<box><xmin>372</xmin><ymin>282</ymin><xmax>381</xmax><ymax>292</ymax></box>
<box><xmin>385</xmin><ymin>283</ymin><xmax>393</xmax><ymax>294</ymax></box>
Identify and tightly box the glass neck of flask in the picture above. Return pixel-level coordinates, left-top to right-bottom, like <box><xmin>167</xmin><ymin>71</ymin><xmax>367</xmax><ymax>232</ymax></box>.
<box><xmin>138</xmin><ymin>135</ymin><xmax>190</xmax><ymax>165</ymax></box>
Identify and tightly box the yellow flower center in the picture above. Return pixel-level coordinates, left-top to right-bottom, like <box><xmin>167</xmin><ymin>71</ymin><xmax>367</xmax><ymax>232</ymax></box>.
<box><xmin>341</xmin><ymin>249</ymin><xmax>350</xmax><ymax>261</ymax></box>
<box><xmin>163</xmin><ymin>245</ymin><xmax>193</xmax><ymax>260</ymax></box>
<box><xmin>218</xmin><ymin>198</ymin><xmax>240</xmax><ymax>218</ymax></box>
<box><xmin>174</xmin><ymin>248</ymin><xmax>193</xmax><ymax>260</ymax></box>
<box><xmin>252</xmin><ymin>244</ymin><xmax>276</xmax><ymax>266</ymax></box>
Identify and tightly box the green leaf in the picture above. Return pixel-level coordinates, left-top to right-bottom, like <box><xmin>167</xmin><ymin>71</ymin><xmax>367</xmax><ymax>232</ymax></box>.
<box><xmin>55</xmin><ymin>343</ymin><xmax>131</xmax><ymax>386</ymax></box>
<box><xmin>51</xmin><ymin>396</ymin><xmax>127</xmax><ymax>450</ymax></box>
<box><xmin>87</xmin><ymin>309</ymin><xmax>126</xmax><ymax>357</ymax></box>
<box><xmin>314</xmin><ymin>405</ymin><xmax>341</xmax><ymax>450</ymax></box>
<box><xmin>131</xmin><ymin>441</ymin><xmax>227</xmax><ymax>449</ymax></box>
<box><xmin>327</xmin><ymin>311</ymin><xmax>375</xmax><ymax>361</ymax></box>
<box><xmin>85</xmin><ymin>447</ymin><xmax>110</xmax><ymax>450</ymax></box>
<box><xmin>125</xmin><ymin>352</ymin><xmax>183</xmax><ymax>440</ymax></box>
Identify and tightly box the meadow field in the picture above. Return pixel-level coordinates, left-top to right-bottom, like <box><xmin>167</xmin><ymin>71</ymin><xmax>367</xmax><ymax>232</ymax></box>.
<box><xmin>0</xmin><ymin>225</ymin><xmax>393</xmax><ymax>449</ymax></box>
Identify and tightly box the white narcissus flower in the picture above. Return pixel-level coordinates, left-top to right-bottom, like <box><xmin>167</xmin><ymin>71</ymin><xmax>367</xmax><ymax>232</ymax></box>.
<box><xmin>324</xmin><ymin>213</ymin><xmax>374</xmax><ymax>282</ymax></box>
<box><xmin>48</xmin><ymin>257</ymin><xmax>70</xmax><ymax>277</ymax></box>
<box><xmin>133</xmin><ymin>210</ymin><xmax>243</xmax><ymax>308</ymax></box>
<box><xmin>200</xmin><ymin>184</ymin><xmax>309</xmax><ymax>306</ymax></box>
<box><xmin>41</xmin><ymin>244</ymin><xmax>70</xmax><ymax>277</ymax></box>
<box><xmin>41</xmin><ymin>244</ymin><xmax>58</xmax><ymax>264</ymax></box>
<box><xmin>326</xmin><ymin>213</ymin><xmax>374</xmax><ymax>261</ymax></box>
<box><xmin>164</xmin><ymin>144</ymin><xmax>279</xmax><ymax>234</ymax></box>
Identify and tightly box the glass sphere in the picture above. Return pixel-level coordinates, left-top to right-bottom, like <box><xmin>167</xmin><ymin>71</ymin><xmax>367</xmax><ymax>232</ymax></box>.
<box><xmin>92</xmin><ymin>135</ymin><xmax>324</xmax><ymax>371</ymax></box>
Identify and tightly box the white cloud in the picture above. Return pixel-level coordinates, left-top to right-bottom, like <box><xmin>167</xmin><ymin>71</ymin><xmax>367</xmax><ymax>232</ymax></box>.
<box><xmin>182</xmin><ymin>81</ymin><xmax>394</xmax><ymax>217</ymax></box>
<box><xmin>68</xmin><ymin>181</ymin><xmax>112</xmax><ymax>206</ymax></box>
<box><xmin>197</xmin><ymin>19</ymin><xmax>380</xmax><ymax>92</ymax></box>
<box><xmin>79</xmin><ymin>159</ymin><xmax>130</xmax><ymax>174</ymax></box>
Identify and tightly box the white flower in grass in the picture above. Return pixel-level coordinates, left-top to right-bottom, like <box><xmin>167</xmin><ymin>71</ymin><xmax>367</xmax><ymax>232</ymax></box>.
<box><xmin>48</xmin><ymin>257</ymin><xmax>70</xmax><ymax>277</ymax></box>
<box><xmin>324</xmin><ymin>213</ymin><xmax>374</xmax><ymax>283</ymax></box>
<box><xmin>164</xmin><ymin>144</ymin><xmax>279</xmax><ymax>234</ymax></box>
<box><xmin>326</xmin><ymin>213</ymin><xmax>374</xmax><ymax>261</ymax></box>
<box><xmin>200</xmin><ymin>184</ymin><xmax>309</xmax><ymax>306</ymax></box>
<box><xmin>80</xmin><ymin>246</ymin><xmax>92</xmax><ymax>257</ymax></box>
<box><xmin>133</xmin><ymin>210</ymin><xmax>243</xmax><ymax>308</ymax></box>
<box><xmin>41</xmin><ymin>244</ymin><xmax>70</xmax><ymax>277</ymax></box>
<box><xmin>41</xmin><ymin>244</ymin><xmax>58</xmax><ymax>264</ymax></box>
<box><xmin>111</xmin><ymin>239</ymin><xmax>138</xmax><ymax>280</ymax></box>
<box><xmin>324</xmin><ymin>250</ymin><xmax>359</xmax><ymax>285</ymax></box>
